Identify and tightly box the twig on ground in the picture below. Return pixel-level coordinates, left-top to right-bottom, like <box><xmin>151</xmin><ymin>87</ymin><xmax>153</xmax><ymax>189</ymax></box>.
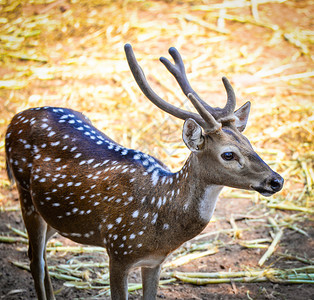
<box><xmin>166</xmin><ymin>266</ymin><xmax>314</xmax><ymax>285</ymax></box>
<box><xmin>229</xmin><ymin>214</ymin><xmax>242</xmax><ymax>238</ymax></box>
<box><xmin>6</xmin><ymin>224</ymin><xmax>28</xmax><ymax>238</ymax></box>
<box><xmin>0</xmin><ymin>235</ymin><xmax>28</xmax><ymax>244</ymax></box>
<box><xmin>258</xmin><ymin>218</ymin><xmax>283</xmax><ymax>266</ymax></box>
<box><xmin>164</xmin><ymin>248</ymin><xmax>219</xmax><ymax>268</ymax></box>
<box><xmin>277</xmin><ymin>252</ymin><xmax>314</xmax><ymax>265</ymax></box>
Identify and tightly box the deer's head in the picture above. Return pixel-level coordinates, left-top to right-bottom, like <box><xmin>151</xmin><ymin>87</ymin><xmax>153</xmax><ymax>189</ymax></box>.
<box><xmin>125</xmin><ymin>44</ymin><xmax>283</xmax><ymax>196</ymax></box>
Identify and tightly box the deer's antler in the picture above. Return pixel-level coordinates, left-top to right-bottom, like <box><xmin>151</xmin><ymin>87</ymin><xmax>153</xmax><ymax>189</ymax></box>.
<box><xmin>124</xmin><ymin>44</ymin><xmax>235</xmax><ymax>131</ymax></box>
<box><xmin>160</xmin><ymin>48</ymin><xmax>236</xmax><ymax>120</ymax></box>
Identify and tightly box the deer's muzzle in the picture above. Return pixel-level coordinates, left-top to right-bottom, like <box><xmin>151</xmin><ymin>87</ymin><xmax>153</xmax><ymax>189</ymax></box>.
<box><xmin>251</xmin><ymin>172</ymin><xmax>284</xmax><ymax>197</ymax></box>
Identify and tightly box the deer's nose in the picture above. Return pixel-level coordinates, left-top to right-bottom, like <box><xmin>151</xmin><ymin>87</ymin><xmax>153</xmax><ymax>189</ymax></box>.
<box><xmin>269</xmin><ymin>176</ymin><xmax>284</xmax><ymax>192</ymax></box>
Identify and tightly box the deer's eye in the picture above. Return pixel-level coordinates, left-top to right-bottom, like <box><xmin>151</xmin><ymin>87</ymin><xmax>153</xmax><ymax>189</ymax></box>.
<box><xmin>221</xmin><ymin>152</ymin><xmax>235</xmax><ymax>161</ymax></box>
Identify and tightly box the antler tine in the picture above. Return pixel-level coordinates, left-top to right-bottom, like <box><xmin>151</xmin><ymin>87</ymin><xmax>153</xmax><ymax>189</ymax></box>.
<box><xmin>159</xmin><ymin>47</ymin><xmax>215</xmax><ymax>113</ymax></box>
<box><xmin>187</xmin><ymin>93</ymin><xmax>221</xmax><ymax>133</ymax></box>
<box><xmin>221</xmin><ymin>76</ymin><xmax>236</xmax><ymax>117</ymax></box>
<box><xmin>160</xmin><ymin>48</ymin><xmax>237</xmax><ymax>119</ymax></box>
<box><xmin>124</xmin><ymin>44</ymin><xmax>206</xmax><ymax>127</ymax></box>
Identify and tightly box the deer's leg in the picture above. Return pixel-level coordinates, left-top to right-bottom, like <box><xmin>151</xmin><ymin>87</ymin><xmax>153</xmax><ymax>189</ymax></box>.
<box><xmin>141</xmin><ymin>265</ymin><xmax>161</xmax><ymax>300</ymax></box>
<box><xmin>19</xmin><ymin>187</ymin><xmax>50</xmax><ymax>300</ymax></box>
<box><xmin>43</xmin><ymin>226</ymin><xmax>57</xmax><ymax>300</ymax></box>
<box><xmin>109</xmin><ymin>258</ymin><xmax>129</xmax><ymax>300</ymax></box>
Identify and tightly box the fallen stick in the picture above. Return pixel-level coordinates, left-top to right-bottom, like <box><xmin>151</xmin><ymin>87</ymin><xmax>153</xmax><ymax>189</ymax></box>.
<box><xmin>163</xmin><ymin>248</ymin><xmax>218</xmax><ymax>268</ymax></box>
<box><xmin>258</xmin><ymin>218</ymin><xmax>283</xmax><ymax>266</ymax></box>
<box><xmin>0</xmin><ymin>235</ymin><xmax>28</xmax><ymax>244</ymax></box>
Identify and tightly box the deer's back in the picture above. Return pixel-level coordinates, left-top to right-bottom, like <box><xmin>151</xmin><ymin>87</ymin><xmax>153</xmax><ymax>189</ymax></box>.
<box><xmin>5</xmin><ymin>107</ymin><xmax>175</xmax><ymax>249</ymax></box>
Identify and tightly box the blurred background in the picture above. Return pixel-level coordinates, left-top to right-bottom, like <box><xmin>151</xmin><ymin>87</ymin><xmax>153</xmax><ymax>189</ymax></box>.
<box><xmin>0</xmin><ymin>0</ymin><xmax>313</xmax><ymax>299</ymax></box>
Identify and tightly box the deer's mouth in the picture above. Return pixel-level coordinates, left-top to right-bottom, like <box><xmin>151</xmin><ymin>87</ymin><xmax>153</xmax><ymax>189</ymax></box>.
<box><xmin>250</xmin><ymin>174</ymin><xmax>283</xmax><ymax>197</ymax></box>
<box><xmin>250</xmin><ymin>185</ymin><xmax>276</xmax><ymax>197</ymax></box>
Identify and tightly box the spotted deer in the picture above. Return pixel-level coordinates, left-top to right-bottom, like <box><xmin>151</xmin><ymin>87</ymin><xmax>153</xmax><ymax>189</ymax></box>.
<box><xmin>5</xmin><ymin>43</ymin><xmax>283</xmax><ymax>300</ymax></box>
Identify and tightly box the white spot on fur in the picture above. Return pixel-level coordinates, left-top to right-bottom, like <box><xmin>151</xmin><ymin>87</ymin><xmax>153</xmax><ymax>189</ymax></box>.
<box><xmin>163</xmin><ymin>224</ymin><xmax>169</xmax><ymax>230</ymax></box>
<box><xmin>132</xmin><ymin>210</ymin><xmax>139</xmax><ymax>218</ymax></box>
<box><xmin>151</xmin><ymin>170</ymin><xmax>159</xmax><ymax>186</ymax></box>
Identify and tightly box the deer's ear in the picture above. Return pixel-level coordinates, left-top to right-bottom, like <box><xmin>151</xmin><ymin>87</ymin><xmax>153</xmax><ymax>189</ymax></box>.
<box><xmin>183</xmin><ymin>118</ymin><xmax>204</xmax><ymax>152</ymax></box>
<box><xmin>234</xmin><ymin>101</ymin><xmax>251</xmax><ymax>132</ymax></box>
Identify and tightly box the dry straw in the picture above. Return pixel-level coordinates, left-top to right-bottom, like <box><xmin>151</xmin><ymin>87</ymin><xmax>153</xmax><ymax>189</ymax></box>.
<box><xmin>0</xmin><ymin>0</ymin><xmax>313</xmax><ymax>297</ymax></box>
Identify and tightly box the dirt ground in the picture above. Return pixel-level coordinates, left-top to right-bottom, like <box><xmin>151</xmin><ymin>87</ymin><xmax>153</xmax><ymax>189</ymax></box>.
<box><xmin>1</xmin><ymin>193</ymin><xmax>313</xmax><ymax>300</ymax></box>
<box><xmin>0</xmin><ymin>0</ymin><xmax>313</xmax><ymax>300</ymax></box>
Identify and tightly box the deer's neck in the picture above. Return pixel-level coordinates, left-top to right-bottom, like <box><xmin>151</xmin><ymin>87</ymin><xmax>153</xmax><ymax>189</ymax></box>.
<box><xmin>172</xmin><ymin>154</ymin><xmax>223</xmax><ymax>223</ymax></box>
<box><xmin>144</xmin><ymin>153</ymin><xmax>223</xmax><ymax>246</ymax></box>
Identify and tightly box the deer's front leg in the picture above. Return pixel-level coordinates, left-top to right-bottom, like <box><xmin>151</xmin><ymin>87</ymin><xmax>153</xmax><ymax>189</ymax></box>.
<box><xmin>109</xmin><ymin>259</ymin><xmax>129</xmax><ymax>300</ymax></box>
<box><xmin>141</xmin><ymin>265</ymin><xmax>161</xmax><ymax>300</ymax></box>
